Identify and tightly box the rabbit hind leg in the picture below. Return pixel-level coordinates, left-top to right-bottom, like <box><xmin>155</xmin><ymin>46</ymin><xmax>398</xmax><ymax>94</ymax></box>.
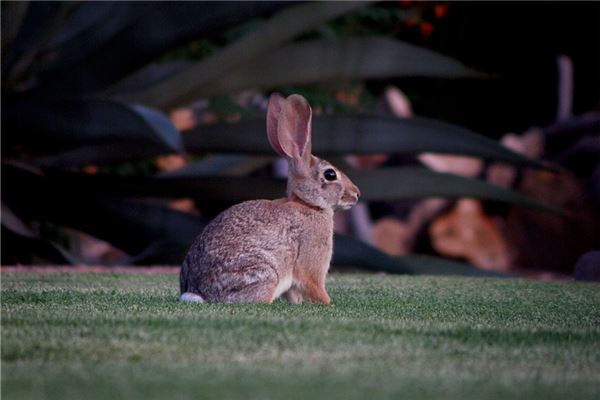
<box><xmin>219</xmin><ymin>264</ymin><xmax>280</xmax><ymax>304</ymax></box>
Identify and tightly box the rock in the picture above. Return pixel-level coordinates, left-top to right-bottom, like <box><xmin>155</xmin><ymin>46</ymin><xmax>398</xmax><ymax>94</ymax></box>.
<box><xmin>429</xmin><ymin>199</ymin><xmax>512</xmax><ymax>271</ymax></box>
<box><xmin>573</xmin><ymin>251</ymin><xmax>600</xmax><ymax>281</ymax></box>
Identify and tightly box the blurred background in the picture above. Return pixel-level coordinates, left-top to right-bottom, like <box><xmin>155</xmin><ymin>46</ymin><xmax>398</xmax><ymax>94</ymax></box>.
<box><xmin>2</xmin><ymin>1</ymin><xmax>599</xmax><ymax>280</ymax></box>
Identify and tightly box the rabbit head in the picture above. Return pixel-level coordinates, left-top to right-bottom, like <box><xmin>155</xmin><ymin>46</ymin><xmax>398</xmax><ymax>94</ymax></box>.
<box><xmin>267</xmin><ymin>93</ymin><xmax>360</xmax><ymax>211</ymax></box>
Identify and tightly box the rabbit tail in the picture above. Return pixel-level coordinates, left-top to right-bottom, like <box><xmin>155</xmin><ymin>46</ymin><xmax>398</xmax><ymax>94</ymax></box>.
<box><xmin>179</xmin><ymin>292</ymin><xmax>205</xmax><ymax>303</ymax></box>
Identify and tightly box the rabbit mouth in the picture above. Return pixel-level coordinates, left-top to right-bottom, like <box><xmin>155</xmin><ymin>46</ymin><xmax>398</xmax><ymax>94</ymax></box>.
<box><xmin>337</xmin><ymin>191</ymin><xmax>359</xmax><ymax>210</ymax></box>
<box><xmin>337</xmin><ymin>200</ymin><xmax>358</xmax><ymax>211</ymax></box>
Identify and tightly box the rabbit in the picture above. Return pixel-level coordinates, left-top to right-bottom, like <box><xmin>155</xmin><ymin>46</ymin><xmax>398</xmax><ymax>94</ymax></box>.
<box><xmin>179</xmin><ymin>93</ymin><xmax>360</xmax><ymax>304</ymax></box>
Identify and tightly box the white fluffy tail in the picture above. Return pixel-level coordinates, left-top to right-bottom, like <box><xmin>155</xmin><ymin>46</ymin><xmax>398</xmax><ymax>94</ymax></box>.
<box><xmin>179</xmin><ymin>292</ymin><xmax>205</xmax><ymax>303</ymax></box>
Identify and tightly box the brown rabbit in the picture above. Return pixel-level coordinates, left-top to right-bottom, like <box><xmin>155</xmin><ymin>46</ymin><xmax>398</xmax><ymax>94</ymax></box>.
<box><xmin>179</xmin><ymin>93</ymin><xmax>360</xmax><ymax>304</ymax></box>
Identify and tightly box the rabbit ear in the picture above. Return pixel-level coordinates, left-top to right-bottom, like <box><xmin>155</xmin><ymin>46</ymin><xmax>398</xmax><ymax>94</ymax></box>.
<box><xmin>277</xmin><ymin>94</ymin><xmax>312</xmax><ymax>162</ymax></box>
<box><xmin>266</xmin><ymin>93</ymin><xmax>287</xmax><ymax>156</ymax></box>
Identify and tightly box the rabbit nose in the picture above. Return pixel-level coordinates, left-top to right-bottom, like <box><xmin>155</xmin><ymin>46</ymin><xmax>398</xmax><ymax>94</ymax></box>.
<box><xmin>354</xmin><ymin>188</ymin><xmax>361</xmax><ymax>200</ymax></box>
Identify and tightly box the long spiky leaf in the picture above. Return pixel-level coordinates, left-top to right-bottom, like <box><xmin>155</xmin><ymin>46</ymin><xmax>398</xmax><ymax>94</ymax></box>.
<box><xmin>183</xmin><ymin>115</ymin><xmax>550</xmax><ymax>169</ymax></box>
<box><xmin>117</xmin><ymin>2</ymin><xmax>370</xmax><ymax>110</ymax></box>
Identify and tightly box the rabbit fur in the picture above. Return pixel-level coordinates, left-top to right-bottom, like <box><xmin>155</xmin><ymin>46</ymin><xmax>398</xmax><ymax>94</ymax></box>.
<box><xmin>180</xmin><ymin>93</ymin><xmax>360</xmax><ymax>304</ymax></box>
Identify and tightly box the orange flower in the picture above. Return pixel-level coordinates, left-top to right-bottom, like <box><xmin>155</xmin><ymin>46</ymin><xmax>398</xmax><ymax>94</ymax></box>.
<box><xmin>420</xmin><ymin>22</ymin><xmax>434</xmax><ymax>39</ymax></box>
<box><xmin>83</xmin><ymin>165</ymin><xmax>99</xmax><ymax>175</ymax></box>
<box><xmin>169</xmin><ymin>108</ymin><xmax>197</xmax><ymax>132</ymax></box>
<box><xmin>434</xmin><ymin>3</ymin><xmax>449</xmax><ymax>19</ymax></box>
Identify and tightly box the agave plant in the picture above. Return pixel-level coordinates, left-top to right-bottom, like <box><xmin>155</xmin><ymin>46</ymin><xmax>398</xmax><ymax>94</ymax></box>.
<box><xmin>1</xmin><ymin>2</ymin><xmax>554</xmax><ymax>275</ymax></box>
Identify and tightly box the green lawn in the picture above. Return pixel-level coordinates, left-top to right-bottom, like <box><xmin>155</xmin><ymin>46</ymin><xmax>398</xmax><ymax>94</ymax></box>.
<box><xmin>1</xmin><ymin>272</ymin><xmax>599</xmax><ymax>400</ymax></box>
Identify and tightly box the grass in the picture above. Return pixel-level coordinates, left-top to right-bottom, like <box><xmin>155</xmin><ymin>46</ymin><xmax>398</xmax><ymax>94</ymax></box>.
<box><xmin>1</xmin><ymin>272</ymin><xmax>599</xmax><ymax>400</ymax></box>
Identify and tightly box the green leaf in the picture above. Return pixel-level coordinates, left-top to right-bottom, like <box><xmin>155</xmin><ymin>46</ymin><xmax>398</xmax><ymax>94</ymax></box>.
<box><xmin>334</xmin><ymin>235</ymin><xmax>510</xmax><ymax>277</ymax></box>
<box><xmin>117</xmin><ymin>1</ymin><xmax>370</xmax><ymax>110</ymax></box>
<box><xmin>41</xmin><ymin>167</ymin><xmax>557</xmax><ymax>212</ymax></box>
<box><xmin>105</xmin><ymin>61</ymin><xmax>192</xmax><ymax>96</ymax></box>
<box><xmin>160</xmin><ymin>155</ymin><xmax>273</xmax><ymax>177</ymax></box>
<box><xmin>1</xmin><ymin>201</ymin><xmax>77</xmax><ymax>265</ymax></box>
<box><xmin>2</xmin><ymin>163</ymin><xmax>206</xmax><ymax>264</ymax></box>
<box><xmin>183</xmin><ymin>115</ymin><xmax>550</xmax><ymax>169</ymax></box>
<box><xmin>3</xmin><ymin>98</ymin><xmax>183</xmax><ymax>167</ymax></box>
<box><xmin>3</xmin><ymin>2</ymin><xmax>80</xmax><ymax>89</ymax></box>
<box><xmin>1</xmin><ymin>1</ymin><xmax>29</xmax><ymax>55</ymax></box>
<box><xmin>19</xmin><ymin>3</ymin><xmax>290</xmax><ymax>95</ymax></box>
<box><xmin>196</xmin><ymin>36</ymin><xmax>488</xmax><ymax>97</ymax></box>
<box><xmin>349</xmin><ymin>168</ymin><xmax>560</xmax><ymax>213</ymax></box>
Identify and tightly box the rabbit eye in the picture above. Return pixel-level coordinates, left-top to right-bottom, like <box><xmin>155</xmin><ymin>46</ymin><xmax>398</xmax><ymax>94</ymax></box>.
<box><xmin>324</xmin><ymin>168</ymin><xmax>337</xmax><ymax>181</ymax></box>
